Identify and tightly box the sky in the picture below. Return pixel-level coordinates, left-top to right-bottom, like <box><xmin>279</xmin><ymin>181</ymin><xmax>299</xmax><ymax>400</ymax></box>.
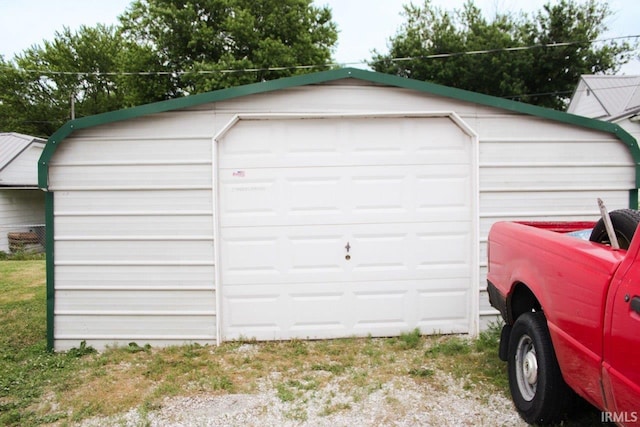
<box><xmin>0</xmin><ymin>0</ymin><xmax>638</xmax><ymax>74</ymax></box>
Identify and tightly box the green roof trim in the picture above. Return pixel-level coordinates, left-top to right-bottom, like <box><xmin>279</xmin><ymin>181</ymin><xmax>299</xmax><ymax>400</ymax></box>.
<box><xmin>45</xmin><ymin>191</ymin><xmax>54</xmax><ymax>351</ymax></box>
<box><xmin>38</xmin><ymin>67</ymin><xmax>640</xmax><ymax>188</ymax></box>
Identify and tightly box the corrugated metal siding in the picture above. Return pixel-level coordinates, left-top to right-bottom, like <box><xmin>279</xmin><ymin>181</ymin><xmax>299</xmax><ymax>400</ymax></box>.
<box><xmin>48</xmin><ymin>83</ymin><xmax>637</xmax><ymax>348</ymax></box>
<box><xmin>0</xmin><ymin>189</ymin><xmax>46</xmax><ymax>252</ymax></box>
<box><xmin>614</xmin><ymin>118</ymin><xmax>640</xmax><ymax>152</ymax></box>
<box><xmin>0</xmin><ymin>133</ymin><xmax>32</xmax><ymax>171</ymax></box>
<box><xmin>567</xmin><ymin>81</ymin><xmax>608</xmax><ymax>118</ymax></box>
<box><xmin>477</xmin><ymin>128</ymin><xmax>634</xmax><ymax>324</ymax></box>
<box><xmin>49</xmin><ymin>113</ymin><xmax>217</xmax><ymax>350</ymax></box>
<box><xmin>584</xmin><ymin>76</ymin><xmax>640</xmax><ymax>117</ymax></box>
<box><xmin>0</xmin><ymin>144</ymin><xmax>44</xmax><ymax>186</ymax></box>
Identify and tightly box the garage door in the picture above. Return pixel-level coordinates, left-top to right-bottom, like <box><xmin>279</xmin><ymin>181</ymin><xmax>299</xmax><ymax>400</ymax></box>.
<box><xmin>217</xmin><ymin>115</ymin><xmax>477</xmax><ymax>341</ymax></box>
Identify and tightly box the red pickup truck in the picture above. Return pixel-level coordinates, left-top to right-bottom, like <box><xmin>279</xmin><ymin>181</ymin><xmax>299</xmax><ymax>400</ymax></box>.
<box><xmin>487</xmin><ymin>209</ymin><xmax>640</xmax><ymax>425</ymax></box>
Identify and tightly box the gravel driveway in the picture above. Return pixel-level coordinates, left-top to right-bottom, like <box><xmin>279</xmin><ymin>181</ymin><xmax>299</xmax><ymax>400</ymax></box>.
<box><xmin>80</xmin><ymin>371</ymin><xmax>527</xmax><ymax>426</ymax></box>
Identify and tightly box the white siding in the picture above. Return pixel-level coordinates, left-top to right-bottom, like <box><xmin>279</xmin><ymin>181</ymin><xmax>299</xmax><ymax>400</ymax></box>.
<box><xmin>477</xmin><ymin>130</ymin><xmax>634</xmax><ymax>322</ymax></box>
<box><xmin>49</xmin><ymin>114</ymin><xmax>217</xmax><ymax>351</ymax></box>
<box><xmin>0</xmin><ymin>143</ymin><xmax>44</xmax><ymax>186</ymax></box>
<box><xmin>614</xmin><ymin>118</ymin><xmax>640</xmax><ymax>153</ymax></box>
<box><xmin>567</xmin><ymin>81</ymin><xmax>608</xmax><ymax>118</ymax></box>
<box><xmin>48</xmin><ymin>80</ymin><xmax>638</xmax><ymax>348</ymax></box>
<box><xmin>0</xmin><ymin>189</ymin><xmax>45</xmax><ymax>252</ymax></box>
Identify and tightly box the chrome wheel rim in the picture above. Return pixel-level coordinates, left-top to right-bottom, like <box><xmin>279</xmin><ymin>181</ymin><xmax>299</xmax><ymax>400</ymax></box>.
<box><xmin>515</xmin><ymin>334</ymin><xmax>537</xmax><ymax>401</ymax></box>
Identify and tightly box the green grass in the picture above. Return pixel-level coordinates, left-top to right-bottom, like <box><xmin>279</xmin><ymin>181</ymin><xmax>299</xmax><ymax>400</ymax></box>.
<box><xmin>0</xmin><ymin>260</ymin><xmax>87</xmax><ymax>426</ymax></box>
<box><xmin>0</xmin><ymin>251</ymin><xmax>46</xmax><ymax>261</ymax></box>
<box><xmin>0</xmin><ymin>260</ymin><xmax>606</xmax><ymax>426</ymax></box>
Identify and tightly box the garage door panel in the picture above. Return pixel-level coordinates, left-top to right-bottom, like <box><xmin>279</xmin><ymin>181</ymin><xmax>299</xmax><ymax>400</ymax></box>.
<box><xmin>219</xmin><ymin>117</ymin><xmax>471</xmax><ymax>169</ymax></box>
<box><xmin>416</xmin><ymin>175</ymin><xmax>471</xmax><ymax>210</ymax></box>
<box><xmin>223</xmin><ymin>280</ymin><xmax>471</xmax><ymax>340</ymax></box>
<box><xmin>220</xmin><ymin>165</ymin><xmax>471</xmax><ymax>227</ymax></box>
<box><xmin>352</xmin><ymin>291</ymin><xmax>409</xmax><ymax>328</ymax></box>
<box><xmin>224</xmin><ymin>236</ymin><xmax>280</xmax><ymax>274</ymax></box>
<box><xmin>221</xmin><ymin>222</ymin><xmax>471</xmax><ymax>285</ymax></box>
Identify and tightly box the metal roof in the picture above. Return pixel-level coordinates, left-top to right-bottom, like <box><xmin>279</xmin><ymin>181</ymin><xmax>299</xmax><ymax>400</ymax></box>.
<box><xmin>574</xmin><ymin>75</ymin><xmax>640</xmax><ymax>119</ymax></box>
<box><xmin>0</xmin><ymin>132</ymin><xmax>46</xmax><ymax>172</ymax></box>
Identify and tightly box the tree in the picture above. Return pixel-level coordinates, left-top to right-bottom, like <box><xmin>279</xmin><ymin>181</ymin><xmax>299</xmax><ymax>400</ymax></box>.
<box><xmin>0</xmin><ymin>25</ymin><xmax>131</xmax><ymax>136</ymax></box>
<box><xmin>0</xmin><ymin>57</ymin><xmax>58</xmax><ymax>137</ymax></box>
<box><xmin>370</xmin><ymin>0</ymin><xmax>635</xmax><ymax>109</ymax></box>
<box><xmin>0</xmin><ymin>0</ymin><xmax>337</xmax><ymax>137</ymax></box>
<box><xmin>119</xmin><ymin>0</ymin><xmax>338</xmax><ymax>94</ymax></box>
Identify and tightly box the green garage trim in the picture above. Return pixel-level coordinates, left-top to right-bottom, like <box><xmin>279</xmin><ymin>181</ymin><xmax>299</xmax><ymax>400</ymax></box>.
<box><xmin>45</xmin><ymin>191</ymin><xmax>54</xmax><ymax>351</ymax></box>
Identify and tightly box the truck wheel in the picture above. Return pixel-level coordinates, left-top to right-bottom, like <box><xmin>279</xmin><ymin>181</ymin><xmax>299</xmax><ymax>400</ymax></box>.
<box><xmin>589</xmin><ymin>209</ymin><xmax>640</xmax><ymax>250</ymax></box>
<box><xmin>508</xmin><ymin>311</ymin><xmax>568</xmax><ymax>424</ymax></box>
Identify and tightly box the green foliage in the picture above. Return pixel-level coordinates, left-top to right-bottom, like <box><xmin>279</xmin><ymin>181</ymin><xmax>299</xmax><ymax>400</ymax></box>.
<box><xmin>0</xmin><ymin>251</ymin><xmax>45</xmax><ymax>261</ymax></box>
<box><xmin>276</xmin><ymin>382</ymin><xmax>296</xmax><ymax>402</ymax></box>
<box><xmin>0</xmin><ymin>261</ymin><xmax>89</xmax><ymax>426</ymax></box>
<box><xmin>371</xmin><ymin>0</ymin><xmax>636</xmax><ymax>109</ymax></box>
<box><xmin>209</xmin><ymin>374</ymin><xmax>234</xmax><ymax>391</ymax></box>
<box><xmin>474</xmin><ymin>320</ymin><xmax>503</xmax><ymax>352</ymax></box>
<box><xmin>1</xmin><ymin>25</ymin><xmax>130</xmax><ymax>137</ymax></box>
<box><xmin>408</xmin><ymin>367</ymin><xmax>435</xmax><ymax>378</ymax></box>
<box><xmin>118</xmin><ymin>0</ymin><xmax>338</xmax><ymax>94</ymax></box>
<box><xmin>397</xmin><ymin>328</ymin><xmax>422</xmax><ymax>349</ymax></box>
<box><xmin>122</xmin><ymin>342</ymin><xmax>152</xmax><ymax>354</ymax></box>
<box><xmin>425</xmin><ymin>336</ymin><xmax>471</xmax><ymax>356</ymax></box>
<box><xmin>67</xmin><ymin>341</ymin><xmax>98</xmax><ymax>358</ymax></box>
<box><xmin>311</xmin><ymin>362</ymin><xmax>347</xmax><ymax>374</ymax></box>
<box><xmin>0</xmin><ymin>0</ymin><xmax>337</xmax><ymax>137</ymax></box>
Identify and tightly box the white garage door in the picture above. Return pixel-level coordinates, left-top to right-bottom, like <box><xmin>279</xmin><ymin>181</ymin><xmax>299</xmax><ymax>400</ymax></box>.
<box><xmin>217</xmin><ymin>115</ymin><xmax>477</xmax><ymax>341</ymax></box>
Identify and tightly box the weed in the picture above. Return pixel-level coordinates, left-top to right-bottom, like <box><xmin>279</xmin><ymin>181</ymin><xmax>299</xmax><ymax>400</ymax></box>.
<box><xmin>287</xmin><ymin>378</ymin><xmax>319</xmax><ymax>392</ymax></box>
<box><xmin>125</xmin><ymin>342</ymin><xmax>152</xmax><ymax>354</ymax></box>
<box><xmin>474</xmin><ymin>321</ymin><xmax>503</xmax><ymax>352</ymax></box>
<box><xmin>408</xmin><ymin>367</ymin><xmax>434</xmax><ymax>378</ymax></box>
<box><xmin>0</xmin><ymin>251</ymin><xmax>45</xmax><ymax>261</ymax></box>
<box><xmin>276</xmin><ymin>383</ymin><xmax>296</xmax><ymax>402</ymax></box>
<box><xmin>283</xmin><ymin>405</ymin><xmax>308</xmax><ymax>421</ymax></box>
<box><xmin>209</xmin><ymin>375</ymin><xmax>234</xmax><ymax>392</ymax></box>
<box><xmin>397</xmin><ymin>328</ymin><xmax>422</xmax><ymax>349</ymax></box>
<box><xmin>286</xmin><ymin>339</ymin><xmax>309</xmax><ymax>356</ymax></box>
<box><xmin>425</xmin><ymin>336</ymin><xmax>470</xmax><ymax>356</ymax></box>
<box><xmin>320</xmin><ymin>401</ymin><xmax>351</xmax><ymax>416</ymax></box>
<box><xmin>67</xmin><ymin>341</ymin><xmax>97</xmax><ymax>358</ymax></box>
<box><xmin>311</xmin><ymin>362</ymin><xmax>346</xmax><ymax>375</ymax></box>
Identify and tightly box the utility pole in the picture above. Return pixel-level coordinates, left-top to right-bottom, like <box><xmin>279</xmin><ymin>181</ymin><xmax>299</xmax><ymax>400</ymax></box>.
<box><xmin>70</xmin><ymin>92</ymin><xmax>75</xmax><ymax>120</ymax></box>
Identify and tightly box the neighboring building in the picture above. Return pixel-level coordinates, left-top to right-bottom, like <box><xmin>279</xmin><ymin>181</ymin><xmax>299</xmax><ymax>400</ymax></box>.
<box><xmin>567</xmin><ymin>74</ymin><xmax>640</xmax><ymax>143</ymax></box>
<box><xmin>38</xmin><ymin>68</ymin><xmax>640</xmax><ymax>351</ymax></box>
<box><xmin>0</xmin><ymin>133</ymin><xmax>46</xmax><ymax>253</ymax></box>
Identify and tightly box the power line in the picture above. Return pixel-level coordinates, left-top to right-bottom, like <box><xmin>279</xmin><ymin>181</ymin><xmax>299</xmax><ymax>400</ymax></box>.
<box><xmin>386</xmin><ymin>35</ymin><xmax>640</xmax><ymax>63</ymax></box>
<box><xmin>2</xmin><ymin>35</ymin><xmax>638</xmax><ymax>77</ymax></box>
<box><xmin>1</xmin><ymin>34</ymin><xmax>638</xmax><ymax>108</ymax></box>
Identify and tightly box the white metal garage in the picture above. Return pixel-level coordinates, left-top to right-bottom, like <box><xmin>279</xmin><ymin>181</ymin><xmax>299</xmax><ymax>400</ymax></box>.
<box><xmin>39</xmin><ymin>68</ymin><xmax>640</xmax><ymax>351</ymax></box>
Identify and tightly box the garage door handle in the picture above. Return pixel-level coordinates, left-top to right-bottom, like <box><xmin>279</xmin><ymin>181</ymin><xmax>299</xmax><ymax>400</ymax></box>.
<box><xmin>631</xmin><ymin>296</ymin><xmax>640</xmax><ymax>314</ymax></box>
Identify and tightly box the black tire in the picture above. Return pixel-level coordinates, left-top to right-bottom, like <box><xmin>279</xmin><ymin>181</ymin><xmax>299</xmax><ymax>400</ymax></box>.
<box><xmin>589</xmin><ymin>209</ymin><xmax>640</xmax><ymax>250</ymax></box>
<box><xmin>507</xmin><ymin>312</ymin><xmax>569</xmax><ymax>425</ymax></box>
